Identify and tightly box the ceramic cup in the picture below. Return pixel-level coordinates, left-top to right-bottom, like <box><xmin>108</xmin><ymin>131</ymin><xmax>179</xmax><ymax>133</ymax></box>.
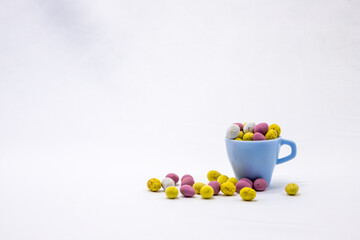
<box><xmin>225</xmin><ymin>137</ymin><xmax>296</xmax><ymax>185</ymax></box>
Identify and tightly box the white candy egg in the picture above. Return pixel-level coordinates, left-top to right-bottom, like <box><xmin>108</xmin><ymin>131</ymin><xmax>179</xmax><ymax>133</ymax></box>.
<box><xmin>226</xmin><ymin>124</ymin><xmax>240</xmax><ymax>139</ymax></box>
<box><xmin>243</xmin><ymin>122</ymin><xmax>256</xmax><ymax>133</ymax></box>
<box><xmin>161</xmin><ymin>177</ymin><xmax>175</xmax><ymax>190</ymax></box>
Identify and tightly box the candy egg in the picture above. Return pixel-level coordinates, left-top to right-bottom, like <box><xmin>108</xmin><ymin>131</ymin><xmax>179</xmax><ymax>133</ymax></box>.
<box><xmin>207</xmin><ymin>170</ymin><xmax>221</xmax><ymax>181</ymax></box>
<box><xmin>165</xmin><ymin>173</ymin><xmax>179</xmax><ymax>184</ymax></box>
<box><xmin>221</xmin><ymin>182</ymin><xmax>236</xmax><ymax>196</ymax></box>
<box><xmin>180</xmin><ymin>185</ymin><xmax>196</xmax><ymax>197</ymax></box>
<box><xmin>265</xmin><ymin>129</ymin><xmax>278</xmax><ymax>140</ymax></box>
<box><xmin>243</xmin><ymin>132</ymin><xmax>254</xmax><ymax>141</ymax></box>
<box><xmin>200</xmin><ymin>185</ymin><xmax>214</xmax><ymax>199</ymax></box>
<box><xmin>240</xmin><ymin>187</ymin><xmax>256</xmax><ymax>201</ymax></box>
<box><xmin>269</xmin><ymin>124</ymin><xmax>281</xmax><ymax>136</ymax></box>
<box><xmin>239</xmin><ymin>178</ymin><xmax>253</xmax><ymax>188</ymax></box>
<box><xmin>235</xmin><ymin>180</ymin><xmax>252</xmax><ymax>193</ymax></box>
<box><xmin>217</xmin><ymin>175</ymin><xmax>229</xmax><ymax>184</ymax></box>
<box><xmin>253</xmin><ymin>132</ymin><xmax>266</xmax><ymax>141</ymax></box>
<box><xmin>147</xmin><ymin>178</ymin><xmax>162</xmax><ymax>192</ymax></box>
<box><xmin>237</xmin><ymin>131</ymin><xmax>244</xmax><ymax>139</ymax></box>
<box><xmin>193</xmin><ymin>182</ymin><xmax>206</xmax><ymax>194</ymax></box>
<box><xmin>285</xmin><ymin>183</ymin><xmax>299</xmax><ymax>195</ymax></box>
<box><xmin>227</xmin><ymin>177</ymin><xmax>238</xmax><ymax>185</ymax></box>
<box><xmin>162</xmin><ymin>177</ymin><xmax>175</xmax><ymax>190</ymax></box>
<box><xmin>181</xmin><ymin>177</ymin><xmax>195</xmax><ymax>186</ymax></box>
<box><xmin>243</xmin><ymin>122</ymin><xmax>256</xmax><ymax>133</ymax></box>
<box><xmin>208</xmin><ymin>181</ymin><xmax>221</xmax><ymax>195</ymax></box>
<box><xmin>234</xmin><ymin>138</ymin><xmax>243</xmax><ymax>141</ymax></box>
<box><xmin>254</xmin><ymin>178</ymin><xmax>268</xmax><ymax>191</ymax></box>
<box><xmin>254</xmin><ymin>123</ymin><xmax>269</xmax><ymax>135</ymax></box>
<box><xmin>226</xmin><ymin>124</ymin><xmax>240</xmax><ymax>139</ymax></box>
<box><xmin>233</xmin><ymin>123</ymin><xmax>243</xmax><ymax>131</ymax></box>
<box><xmin>181</xmin><ymin>174</ymin><xmax>193</xmax><ymax>182</ymax></box>
<box><xmin>165</xmin><ymin>186</ymin><xmax>179</xmax><ymax>199</ymax></box>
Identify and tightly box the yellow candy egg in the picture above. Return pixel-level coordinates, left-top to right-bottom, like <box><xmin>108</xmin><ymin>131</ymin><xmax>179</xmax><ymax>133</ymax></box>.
<box><xmin>237</xmin><ymin>131</ymin><xmax>244</xmax><ymax>139</ymax></box>
<box><xmin>147</xmin><ymin>178</ymin><xmax>162</xmax><ymax>192</ymax></box>
<box><xmin>193</xmin><ymin>182</ymin><xmax>206</xmax><ymax>194</ymax></box>
<box><xmin>221</xmin><ymin>182</ymin><xmax>236</xmax><ymax>196</ymax></box>
<box><xmin>234</xmin><ymin>138</ymin><xmax>243</xmax><ymax>141</ymax></box>
<box><xmin>265</xmin><ymin>129</ymin><xmax>278</xmax><ymax>140</ymax></box>
<box><xmin>200</xmin><ymin>185</ymin><xmax>214</xmax><ymax>199</ymax></box>
<box><xmin>217</xmin><ymin>175</ymin><xmax>229</xmax><ymax>184</ymax></box>
<box><xmin>240</xmin><ymin>187</ymin><xmax>256</xmax><ymax>201</ymax></box>
<box><xmin>165</xmin><ymin>186</ymin><xmax>179</xmax><ymax>199</ymax></box>
<box><xmin>207</xmin><ymin>170</ymin><xmax>221</xmax><ymax>181</ymax></box>
<box><xmin>285</xmin><ymin>183</ymin><xmax>299</xmax><ymax>195</ymax></box>
<box><xmin>243</xmin><ymin>132</ymin><xmax>254</xmax><ymax>141</ymax></box>
<box><xmin>269</xmin><ymin>124</ymin><xmax>281</xmax><ymax>136</ymax></box>
<box><xmin>227</xmin><ymin>177</ymin><xmax>238</xmax><ymax>185</ymax></box>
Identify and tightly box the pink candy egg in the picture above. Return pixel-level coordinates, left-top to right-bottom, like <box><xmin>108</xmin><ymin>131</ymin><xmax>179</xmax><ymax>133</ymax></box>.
<box><xmin>208</xmin><ymin>181</ymin><xmax>221</xmax><ymax>195</ymax></box>
<box><xmin>254</xmin><ymin>123</ymin><xmax>269</xmax><ymax>135</ymax></box>
<box><xmin>166</xmin><ymin>173</ymin><xmax>179</xmax><ymax>184</ymax></box>
<box><xmin>181</xmin><ymin>177</ymin><xmax>195</xmax><ymax>186</ymax></box>
<box><xmin>235</xmin><ymin>180</ymin><xmax>252</xmax><ymax>193</ymax></box>
<box><xmin>253</xmin><ymin>132</ymin><xmax>266</xmax><ymax>141</ymax></box>
<box><xmin>180</xmin><ymin>185</ymin><xmax>196</xmax><ymax>197</ymax></box>
<box><xmin>239</xmin><ymin>178</ymin><xmax>253</xmax><ymax>188</ymax></box>
<box><xmin>181</xmin><ymin>174</ymin><xmax>193</xmax><ymax>182</ymax></box>
<box><xmin>254</xmin><ymin>178</ymin><xmax>268</xmax><ymax>191</ymax></box>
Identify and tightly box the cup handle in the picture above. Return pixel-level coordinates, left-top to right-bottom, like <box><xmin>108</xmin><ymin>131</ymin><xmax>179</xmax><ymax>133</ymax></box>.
<box><xmin>276</xmin><ymin>139</ymin><xmax>297</xmax><ymax>165</ymax></box>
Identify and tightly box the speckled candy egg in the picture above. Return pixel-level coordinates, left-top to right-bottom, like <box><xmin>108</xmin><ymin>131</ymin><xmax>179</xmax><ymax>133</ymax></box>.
<box><xmin>253</xmin><ymin>132</ymin><xmax>266</xmax><ymax>141</ymax></box>
<box><xmin>254</xmin><ymin>178</ymin><xmax>268</xmax><ymax>191</ymax></box>
<box><xmin>285</xmin><ymin>183</ymin><xmax>299</xmax><ymax>195</ymax></box>
<box><xmin>147</xmin><ymin>178</ymin><xmax>162</xmax><ymax>192</ymax></box>
<box><xmin>166</xmin><ymin>173</ymin><xmax>179</xmax><ymax>184</ymax></box>
<box><xmin>240</xmin><ymin>187</ymin><xmax>256</xmax><ymax>201</ymax></box>
<box><xmin>217</xmin><ymin>175</ymin><xmax>229</xmax><ymax>185</ymax></box>
<box><xmin>193</xmin><ymin>182</ymin><xmax>206</xmax><ymax>194</ymax></box>
<box><xmin>254</xmin><ymin>123</ymin><xmax>269</xmax><ymax>135</ymax></box>
<box><xmin>233</xmin><ymin>123</ymin><xmax>243</xmax><ymax>131</ymax></box>
<box><xmin>220</xmin><ymin>182</ymin><xmax>236</xmax><ymax>196</ymax></box>
<box><xmin>265</xmin><ymin>129</ymin><xmax>278</xmax><ymax>140</ymax></box>
<box><xmin>240</xmin><ymin>178</ymin><xmax>253</xmax><ymax>188</ymax></box>
<box><xmin>208</xmin><ymin>181</ymin><xmax>221</xmax><ymax>195</ymax></box>
<box><xmin>235</xmin><ymin>180</ymin><xmax>252</xmax><ymax>193</ymax></box>
<box><xmin>162</xmin><ymin>177</ymin><xmax>175</xmax><ymax>190</ymax></box>
<box><xmin>243</xmin><ymin>122</ymin><xmax>256</xmax><ymax>133</ymax></box>
<box><xmin>181</xmin><ymin>177</ymin><xmax>195</xmax><ymax>186</ymax></box>
<box><xmin>243</xmin><ymin>132</ymin><xmax>254</xmax><ymax>141</ymax></box>
<box><xmin>226</xmin><ymin>124</ymin><xmax>240</xmax><ymax>139</ymax></box>
<box><xmin>207</xmin><ymin>170</ymin><xmax>221</xmax><ymax>182</ymax></box>
<box><xmin>237</xmin><ymin>131</ymin><xmax>244</xmax><ymax>139</ymax></box>
<box><xmin>165</xmin><ymin>186</ymin><xmax>179</xmax><ymax>199</ymax></box>
<box><xmin>180</xmin><ymin>185</ymin><xmax>196</xmax><ymax>197</ymax></box>
<box><xmin>269</xmin><ymin>124</ymin><xmax>281</xmax><ymax>136</ymax></box>
<box><xmin>181</xmin><ymin>174</ymin><xmax>193</xmax><ymax>182</ymax></box>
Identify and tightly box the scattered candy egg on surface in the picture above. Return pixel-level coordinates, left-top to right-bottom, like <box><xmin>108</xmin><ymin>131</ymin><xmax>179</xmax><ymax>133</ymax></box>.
<box><xmin>193</xmin><ymin>182</ymin><xmax>206</xmax><ymax>194</ymax></box>
<box><xmin>254</xmin><ymin>178</ymin><xmax>268</xmax><ymax>191</ymax></box>
<box><xmin>181</xmin><ymin>177</ymin><xmax>195</xmax><ymax>186</ymax></box>
<box><xmin>226</xmin><ymin>124</ymin><xmax>240</xmax><ymax>139</ymax></box>
<box><xmin>285</xmin><ymin>183</ymin><xmax>299</xmax><ymax>195</ymax></box>
<box><xmin>165</xmin><ymin>186</ymin><xmax>179</xmax><ymax>199</ymax></box>
<box><xmin>207</xmin><ymin>170</ymin><xmax>221</xmax><ymax>182</ymax></box>
<box><xmin>243</xmin><ymin>122</ymin><xmax>256</xmax><ymax>133</ymax></box>
<box><xmin>181</xmin><ymin>174</ymin><xmax>193</xmax><ymax>182</ymax></box>
<box><xmin>200</xmin><ymin>185</ymin><xmax>214</xmax><ymax>199</ymax></box>
<box><xmin>180</xmin><ymin>185</ymin><xmax>196</xmax><ymax>197</ymax></box>
<box><xmin>240</xmin><ymin>178</ymin><xmax>253</xmax><ymax>188</ymax></box>
<box><xmin>233</xmin><ymin>123</ymin><xmax>243</xmax><ymax>131</ymax></box>
<box><xmin>235</xmin><ymin>180</ymin><xmax>252</xmax><ymax>193</ymax></box>
<box><xmin>208</xmin><ymin>181</ymin><xmax>221</xmax><ymax>195</ymax></box>
<box><xmin>265</xmin><ymin>129</ymin><xmax>278</xmax><ymax>140</ymax></box>
<box><xmin>269</xmin><ymin>124</ymin><xmax>281</xmax><ymax>136</ymax></box>
<box><xmin>217</xmin><ymin>175</ymin><xmax>229</xmax><ymax>185</ymax></box>
<box><xmin>240</xmin><ymin>187</ymin><xmax>256</xmax><ymax>201</ymax></box>
<box><xmin>243</xmin><ymin>132</ymin><xmax>254</xmax><ymax>141</ymax></box>
<box><xmin>165</xmin><ymin>173</ymin><xmax>179</xmax><ymax>184</ymax></box>
<box><xmin>162</xmin><ymin>178</ymin><xmax>175</xmax><ymax>190</ymax></box>
<box><xmin>221</xmin><ymin>182</ymin><xmax>236</xmax><ymax>196</ymax></box>
<box><xmin>227</xmin><ymin>177</ymin><xmax>238</xmax><ymax>185</ymax></box>
<box><xmin>253</xmin><ymin>132</ymin><xmax>266</xmax><ymax>141</ymax></box>
<box><xmin>254</xmin><ymin>123</ymin><xmax>269</xmax><ymax>135</ymax></box>
<box><xmin>147</xmin><ymin>178</ymin><xmax>162</xmax><ymax>192</ymax></box>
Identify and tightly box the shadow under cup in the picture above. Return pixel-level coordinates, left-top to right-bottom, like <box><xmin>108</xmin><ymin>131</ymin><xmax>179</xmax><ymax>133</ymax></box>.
<box><xmin>225</xmin><ymin>137</ymin><xmax>297</xmax><ymax>185</ymax></box>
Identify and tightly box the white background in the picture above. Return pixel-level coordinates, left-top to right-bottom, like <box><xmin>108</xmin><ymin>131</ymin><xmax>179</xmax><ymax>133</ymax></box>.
<box><xmin>1</xmin><ymin>0</ymin><xmax>360</xmax><ymax>239</ymax></box>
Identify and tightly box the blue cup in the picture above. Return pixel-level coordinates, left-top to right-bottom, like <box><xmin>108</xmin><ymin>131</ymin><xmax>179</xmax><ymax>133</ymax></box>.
<box><xmin>225</xmin><ymin>137</ymin><xmax>297</xmax><ymax>185</ymax></box>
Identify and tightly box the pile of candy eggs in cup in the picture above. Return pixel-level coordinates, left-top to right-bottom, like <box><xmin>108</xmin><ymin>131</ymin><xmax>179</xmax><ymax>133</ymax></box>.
<box><xmin>226</xmin><ymin>122</ymin><xmax>281</xmax><ymax>141</ymax></box>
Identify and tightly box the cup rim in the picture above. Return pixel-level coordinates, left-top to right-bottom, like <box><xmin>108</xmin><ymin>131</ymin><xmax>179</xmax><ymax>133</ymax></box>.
<box><xmin>225</xmin><ymin>136</ymin><xmax>282</xmax><ymax>143</ymax></box>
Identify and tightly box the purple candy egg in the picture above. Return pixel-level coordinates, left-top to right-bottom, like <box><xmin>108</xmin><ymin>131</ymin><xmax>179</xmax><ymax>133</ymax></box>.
<box><xmin>180</xmin><ymin>185</ymin><xmax>196</xmax><ymax>197</ymax></box>
<box><xmin>240</xmin><ymin>178</ymin><xmax>253</xmax><ymax>188</ymax></box>
<box><xmin>235</xmin><ymin>180</ymin><xmax>252</xmax><ymax>193</ymax></box>
<box><xmin>253</xmin><ymin>132</ymin><xmax>266</xmax><ymax>141</ymax></box>
<box><xmin>181</xmin><ymin>174</ymin><xmax>193</xmax><ymax>182</ymax></box>
<box><xmin>254</xmin><ymin>178</ymin><xmax>268</xmax><ymax>191</ymax></box>
<box><xmin>233</xmin><ymin>123</ymin><xmax>243</xmax><ymax>131</ymax></box>
<box><xmin>166</xmin><ymin>173</ymin><xmax>179</xmax><ymax>184</ymax></box>
<box><xmin>181</xmin><ymin>177</ymin><xmax>195</xmax><ymax>186</ymax></box>
<box><xmin>208</xmin><ymin>181</ymin><xmax>221</xmax><ymax>195</ymax></box>
<box><xmin>254</xmin><ymin>123</ymin><xmax>269</xmax><ymax>135</ymax></box>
